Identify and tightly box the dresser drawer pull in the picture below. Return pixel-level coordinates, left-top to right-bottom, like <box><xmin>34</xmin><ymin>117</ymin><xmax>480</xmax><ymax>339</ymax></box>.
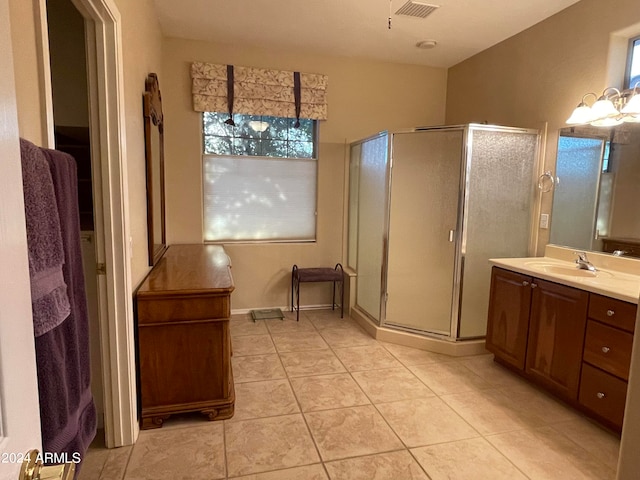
<box><xmin>601</xmin><ymin>346</ymin><xmax>611</xmax><ymax>354</ymax></box>
<box><xmin>596</xmin><ymin>392</ymin><xmax>606</xmax><ymax>399</ymax></box>
<box><xmin>531</xmin><ymin>283</ymin><xmax>538</xmax><ymax>289</ymax></box>
<box><xmin>522</xmin><ymin>281</ymin><xmax>529</xmax><ymax>287</ymax></box>
<box><xmin>607</xmin><ymin>310</ymin><xmax>615</xmax><ymax>317</ymax></box>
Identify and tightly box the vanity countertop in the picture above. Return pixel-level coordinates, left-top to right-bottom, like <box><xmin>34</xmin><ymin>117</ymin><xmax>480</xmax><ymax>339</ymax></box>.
<box><xmin>489</xmin><ymin>255</ymin><xmax>640</xmax><ymax>304</ymax></box>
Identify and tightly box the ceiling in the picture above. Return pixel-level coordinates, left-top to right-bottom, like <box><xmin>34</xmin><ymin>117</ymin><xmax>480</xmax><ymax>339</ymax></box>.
<box><xmin>153</xmin><ymin>0</ymin><xmax>581</xmax><ymax>68</ymax></box>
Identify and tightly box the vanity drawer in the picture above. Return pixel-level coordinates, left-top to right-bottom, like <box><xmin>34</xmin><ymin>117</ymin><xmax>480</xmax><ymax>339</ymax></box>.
<box><xmin>588</xmin><ymin>294</ymin><xmax>636</xmax><ymax>333</ymax></box>
<box><xmin>583</xmin><ymin>320</ymin><xmax>633</xmax><ymax>380</ymax></box>
<box><xmin>579</xmin><ymin>363</ymin><xmax>627</xmax><ymax>429</ymax></box>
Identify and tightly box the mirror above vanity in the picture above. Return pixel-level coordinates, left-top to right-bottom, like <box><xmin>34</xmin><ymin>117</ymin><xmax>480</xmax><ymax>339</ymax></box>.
<box><xmin>144</xmin><ymin>73</ymin><xmax>167</xmax><ymax>266</ymax></box>
<box><xmin>549</xmin><ymin>123</ymin><xmax>640</xmax><ymax>258</ymax></box>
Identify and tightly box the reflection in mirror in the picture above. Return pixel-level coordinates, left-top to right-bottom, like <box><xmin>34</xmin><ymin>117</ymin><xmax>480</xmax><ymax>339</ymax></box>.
<box><xmin>144</xmin><ymin>73</ymin><xmax>167</xmax><ymax>265</ymax></box>
<box><xmin>550</xmin><ymin>124</ymin><xmax>640</xmax><ymax>258</ymax></box>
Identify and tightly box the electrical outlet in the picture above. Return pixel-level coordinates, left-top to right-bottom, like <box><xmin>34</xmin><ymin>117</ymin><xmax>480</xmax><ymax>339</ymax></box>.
<box><xmin>540</xmin><ymin>213</ymin><xmax>549</xmax><ymax>229</ymax></box>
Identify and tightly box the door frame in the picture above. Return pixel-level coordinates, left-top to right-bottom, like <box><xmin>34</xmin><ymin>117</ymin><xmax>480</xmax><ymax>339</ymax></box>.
<box><xmin>35</xmin><ymin>0</ymin><xmax>138</xmax><ymax>448</ymax></box>
<box><xmin>0</xmin><ymin>0</ymin><xmax>43</xmax><ymax>475</ymax></box>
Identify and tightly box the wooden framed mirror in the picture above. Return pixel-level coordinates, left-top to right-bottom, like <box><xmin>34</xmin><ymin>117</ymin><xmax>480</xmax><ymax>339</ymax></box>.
<box><xmin>144</xmin><ymin>73</ymin><xmax>167</xmax><ymax>266</ymax></box>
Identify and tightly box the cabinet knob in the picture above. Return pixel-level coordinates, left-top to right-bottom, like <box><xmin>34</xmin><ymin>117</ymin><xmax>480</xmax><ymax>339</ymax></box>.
<box><xmin>522</xmin><ymin>281</ymin><xmax>529</xmax><ymax>287</ymax></box>
<box><xmin>531</xmin><ymin>283</ymin><xmax>538</xmax><ymax>289</ymax></box>
<box><xmin>596</xmin><ymin>392</ymin><xmax>606</xmax><ymax>399</ymax></box>
<box><xmin>602</xmin><ymin>346</ymin><xmax>611</xmax><ymax>354</ymax></box>
<box><xmin>607</xmin><ymin>310</ymin><xmax>615</xmax><ymax>317</ymax></box>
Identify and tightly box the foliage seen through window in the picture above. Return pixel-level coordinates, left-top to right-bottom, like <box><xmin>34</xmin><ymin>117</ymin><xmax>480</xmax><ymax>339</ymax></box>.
<box><xmin>203</xmin><ymin>112</ymin><xmax>316</xmax><ymax>159</ymax></box>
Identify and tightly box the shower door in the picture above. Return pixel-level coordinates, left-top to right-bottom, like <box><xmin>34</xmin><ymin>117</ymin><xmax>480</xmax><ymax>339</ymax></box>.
<box><xmin>352</xmin><ymin>133</ymin><xmax>389</xmax><ymax>323</ymax></box>
<box><xmin>384</xmin><ymin>129</ymin><xmax>464</xmax><ymax>335</ymax></box>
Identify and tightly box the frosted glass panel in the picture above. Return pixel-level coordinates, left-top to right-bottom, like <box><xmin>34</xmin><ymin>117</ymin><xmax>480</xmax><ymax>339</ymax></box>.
<box><xmin>459</xmin><ymin>129</ymin><xmax>539</xmax><ymax>338</ymax></box>
<box><xmin>347</xmin><ymin>144</ymin><xmax>361</xmax><ymax>270</ymax></box>
<box><xmin>385</xmin><ymin>130</ymin><xmax>463</xmax><ymax>335</ymax></box>
<box><xmin>355</xmin><ymin>135</ymin><xmax>388</xmax><ymax>322</ymax></box>
<box><xmin>550</xmin><ymin>136</ymin><xmax>604</xmax><ymax>250</ymax></box>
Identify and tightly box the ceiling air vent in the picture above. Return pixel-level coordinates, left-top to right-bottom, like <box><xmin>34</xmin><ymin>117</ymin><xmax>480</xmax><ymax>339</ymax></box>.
<box><xmin>394</xmin><ymin>1</ymin><xmax>439</xmax><ymax>18</ymax></box>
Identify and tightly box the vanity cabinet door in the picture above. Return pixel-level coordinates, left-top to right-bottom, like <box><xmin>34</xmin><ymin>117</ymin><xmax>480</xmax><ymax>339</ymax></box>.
<box><xmin>525</xmin><ymin>279</ymin><xmax>589</xmax><ymax>401</ymax></box>
<box><xmin>486</xmin><ymin>267</ymin><xmax>532</xmax><ymax>370</ymax></box>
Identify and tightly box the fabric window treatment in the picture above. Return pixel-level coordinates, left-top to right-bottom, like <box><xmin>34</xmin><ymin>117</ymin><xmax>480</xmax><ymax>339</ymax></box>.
<box><xmin>191</xmin><ymin>62</ymin><xmax>328</xmax><ymax>122</ymax></box>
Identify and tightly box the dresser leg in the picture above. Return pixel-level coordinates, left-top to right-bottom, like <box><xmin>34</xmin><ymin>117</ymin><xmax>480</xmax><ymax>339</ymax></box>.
<box><xmin>201</xmin><ymin>404</ymin><xmax>234</xmax><ymax>421</ymax></box>
<box><xmin>141</xmin><ymin>414</ymin><xmax>171</xmax><ymax>430</ymax></box>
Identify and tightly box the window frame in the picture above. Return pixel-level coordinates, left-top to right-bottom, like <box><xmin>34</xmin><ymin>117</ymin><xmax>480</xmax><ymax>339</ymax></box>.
<box><xmin>625</xmin><ymin>35</ymin><xmax>640</xmax><ymax>89</ymax></box>
<box><xmin>200</xmin><ymin>113</ymin><xmax>320</xmax><ymax>244</ymax></box>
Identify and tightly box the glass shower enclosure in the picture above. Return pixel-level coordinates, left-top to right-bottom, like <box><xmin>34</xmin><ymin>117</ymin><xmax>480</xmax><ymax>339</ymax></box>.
<box><xmin>348</xmin><ymin>125</ymin><xmax>540</xmax><ymax>340</ymax></box>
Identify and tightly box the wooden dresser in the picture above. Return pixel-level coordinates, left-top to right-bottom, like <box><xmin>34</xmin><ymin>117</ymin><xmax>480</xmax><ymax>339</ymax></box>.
<box><xmin>135</xmin><ymin>244</ymin><xmax>235</xmax><ymax>429</ymax></box>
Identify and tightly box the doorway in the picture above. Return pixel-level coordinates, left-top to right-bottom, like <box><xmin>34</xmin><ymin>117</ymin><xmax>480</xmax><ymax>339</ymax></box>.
<box><xmin>35</xmin><ymin>0</ymin><xmax>139</xmax><ymax>448</ymax></box>
<box><xmin>46</xmin><ymin>0</ymin><xmax>105</xmax><ymax>436</ymax></box>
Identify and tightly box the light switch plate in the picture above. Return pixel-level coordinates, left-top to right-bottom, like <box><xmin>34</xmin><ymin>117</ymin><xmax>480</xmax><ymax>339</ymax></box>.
<box><xmin>540</xmin><ymin>213</ymin><xmax>549</xmax><ymax>229</ymax></box>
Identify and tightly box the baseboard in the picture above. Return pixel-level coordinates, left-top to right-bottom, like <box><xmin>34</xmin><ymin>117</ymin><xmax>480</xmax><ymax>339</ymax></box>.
<box><xmin>231</xmin><ymin>304</ymin><xmax>334</xmax><ymax>316</ymax></box>
<box><xmin>350</xmin><ymin>307</ymin><xmax>488</xmax><ymax>357</ymax></box>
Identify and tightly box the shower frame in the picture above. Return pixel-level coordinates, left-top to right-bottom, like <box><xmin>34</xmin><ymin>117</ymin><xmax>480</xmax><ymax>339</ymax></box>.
<box><xmin>348</xmin><ymin>124</ymin><xmax>541</xmax><ymax>341</ymax></box>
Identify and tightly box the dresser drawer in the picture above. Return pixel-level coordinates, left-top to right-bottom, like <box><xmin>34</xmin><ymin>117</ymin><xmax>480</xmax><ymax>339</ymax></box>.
<box><xmin>137</xmin><ymin>294</ymin><xmax>230</xmax><ymax>324</ymax></box>
<box><xmin>579</xmin><ymin>363</ymin><xmax>627</xmax><ymax>429</ymax></box>
<box><xmin>583</xmin><ymin>320</ymin><xmax>633</xmax><ymax>380</ymax></box>
<box><xmin>588</xmin><ymin>294</ymin><xmax>636</xmax><ymax>333</ymax></box>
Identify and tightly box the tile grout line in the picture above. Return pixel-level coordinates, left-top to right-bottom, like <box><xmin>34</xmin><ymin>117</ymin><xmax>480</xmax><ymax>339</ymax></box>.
<box><xmin>309</xmin><ymin>312</ymin><xmax>426</xmax><ymax>474</ymax></box>
<box><xmin>116</xmin><ymin>443</ymin><xmax>135</xmax><ymax>480</ymax></box>
<box><xmin>273</xmin><ymin>310</ymin><xmax>335</xmax><ymax>478</ymax></box>
<box><xmin>222</xmin><ymin>419</ymin><xmax>229</xmax><ymax>480</ymax></box>
<box><xmin>284</xmin><ymin>310</ymin><xmax>418</xmax><ymax>474</ymax></box>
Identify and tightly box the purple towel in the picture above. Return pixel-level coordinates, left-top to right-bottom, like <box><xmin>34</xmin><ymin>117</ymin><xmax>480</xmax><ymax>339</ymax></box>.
<box><xmin>19</xmin><ymin>138</ymin><xmax>71</xmax><ymax>336</ymax></box>
<box><xmin>37</xmin><ymin>147</ymin><xmax>96</xmax><ymax>475</ymax></box>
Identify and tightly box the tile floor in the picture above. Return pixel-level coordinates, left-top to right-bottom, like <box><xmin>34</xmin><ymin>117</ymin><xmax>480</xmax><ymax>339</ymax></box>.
<box><xmin>80</xmin><ymin>309</ymin><xmax>621</xmax><ymax>479</ymax></box>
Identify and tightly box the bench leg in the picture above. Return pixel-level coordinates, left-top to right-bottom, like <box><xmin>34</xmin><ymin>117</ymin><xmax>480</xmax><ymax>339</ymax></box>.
<box><xmin>296</xmin><ymin>280</ymin><xmax>300</xmax><ymax>321</ymax></box>
<box><xmin>292</xmin><ymin>265</ymin><xmax>300</xmax><ymax>322</ymax></box>
<box><xmin>340</xmin><ymin>279</ymin><xmax>344</xmax><ymax>318</ymax></box>
<box><xmin>332</xmin><ymin>281</ymin><xmax>336</xmax><ymax>311</ymax></box>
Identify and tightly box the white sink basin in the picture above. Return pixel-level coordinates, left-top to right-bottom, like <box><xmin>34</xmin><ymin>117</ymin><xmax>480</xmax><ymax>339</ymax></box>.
<box><xmin>523</xmin><ymin>261</ymin><xmax>613</xmax><ymax>279</ymax></box>
<box><xmin>490</xmin><ymin>253</ymin><xmax>640</xmax><ymax>304</ymax></box>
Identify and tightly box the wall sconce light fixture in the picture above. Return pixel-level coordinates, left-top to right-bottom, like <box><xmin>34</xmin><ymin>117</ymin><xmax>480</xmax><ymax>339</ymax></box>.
<box><xmin>567</xmin><ymin>84</ymin><xmax>640</xmax><ymax>126</ymax></box>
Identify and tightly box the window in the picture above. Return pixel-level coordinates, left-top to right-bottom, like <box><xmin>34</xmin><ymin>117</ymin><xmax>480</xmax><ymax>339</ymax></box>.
<box><xmin>627</xmin><ymin>36</ymin><xmax>640</xmax><ymax>88</ymax></box>
<box><xmin>202</xmin><ymin>112</ymin><xmax>318</xmax><ymax>242</ymax></box>
<box><xmin>602</xmin><ymin>141</ymin><xmax>611</xmax><ymax>172</ymax></box>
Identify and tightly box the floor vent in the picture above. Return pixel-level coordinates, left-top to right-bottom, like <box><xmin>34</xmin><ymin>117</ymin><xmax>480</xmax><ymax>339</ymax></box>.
<box><xmin>394</xmin><ymin>1</ymin><xmax>439</xmax><ymax>18</ymax></box>
<box><xmin>250</xmin><ymin>308</ymin><xmax>285</xmax><ymax>322</ymax></box>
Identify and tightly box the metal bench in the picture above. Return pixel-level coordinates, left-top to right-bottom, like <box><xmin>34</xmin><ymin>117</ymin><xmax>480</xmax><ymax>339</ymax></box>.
<box><xmin>291</xmin><ymin>264</ymin><xmax>344</xmax><ymax>321</ymax></box>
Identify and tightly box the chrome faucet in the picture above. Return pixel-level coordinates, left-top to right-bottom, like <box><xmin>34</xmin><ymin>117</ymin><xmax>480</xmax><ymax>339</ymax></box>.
<box><xmin>574</xmin><ymin>251</ymin><xmax>597</xmax><ymax>272</ymax></box>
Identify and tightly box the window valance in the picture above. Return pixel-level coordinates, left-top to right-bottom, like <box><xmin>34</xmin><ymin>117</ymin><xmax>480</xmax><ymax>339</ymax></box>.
<box><xmin>191</xmin><ymin>62</ymin><xmax>328</xmax><ymax>124</ymax></box>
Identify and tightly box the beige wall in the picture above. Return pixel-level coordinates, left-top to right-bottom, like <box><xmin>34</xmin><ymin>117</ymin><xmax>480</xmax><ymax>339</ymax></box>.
<box><xmin>445</xmin><ymin>0</ymin><xmax>640</xmax><ymax>254</ymax></box>
<box><xmin>113</xmin><ymin>0</ymin><xmax>163</xmax><ymax>286</ymax></box>
<box><xmin>162</xmin><ymin>37</ymin><xmax>447</xmax><ymax>310</ymax></box>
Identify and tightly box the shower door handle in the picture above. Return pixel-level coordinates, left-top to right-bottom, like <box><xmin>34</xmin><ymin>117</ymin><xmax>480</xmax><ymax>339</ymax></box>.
<box><xmin>448</xmin><ymin>230</ymin><xmax>455</xmax><ymax>242</ymax></box>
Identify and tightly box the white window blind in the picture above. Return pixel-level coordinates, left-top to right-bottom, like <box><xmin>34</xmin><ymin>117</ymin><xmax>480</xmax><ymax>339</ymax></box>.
<box><xmin>203</xmin><ymin>155</ymin><xmax>317</xmax><ymax>242</ymax></box>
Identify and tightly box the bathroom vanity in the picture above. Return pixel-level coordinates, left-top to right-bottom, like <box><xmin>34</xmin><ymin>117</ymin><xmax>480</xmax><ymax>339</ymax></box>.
<box><xmin>486</xmin><ymin>247</ymin><xmax>639</xmax><ymax>432</ymax></box>
<box><xmin>136</xmin><ymin>244</ymin><xmax>235</xmax><ymax>429</ymax></box>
